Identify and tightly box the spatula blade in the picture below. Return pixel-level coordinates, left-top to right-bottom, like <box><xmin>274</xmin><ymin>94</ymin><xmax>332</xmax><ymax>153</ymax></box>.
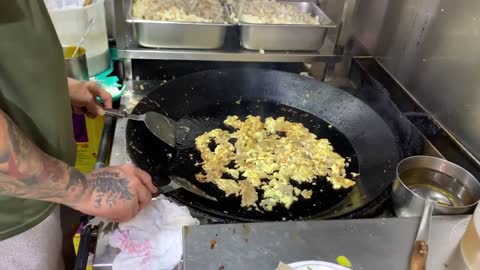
<box><xmin>169</xmin><ymin>176</ymin><xmax>218</xmax><ymax>202</ymax></box>
<box><xmin>144</xmin><ymin>112</ymin><xmax>177</xmax><ymax>147</ymax></box>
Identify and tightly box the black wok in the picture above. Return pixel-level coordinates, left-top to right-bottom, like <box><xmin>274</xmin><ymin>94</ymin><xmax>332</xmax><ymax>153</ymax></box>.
<box><xmin>126</xmin><ymin>69</ymin><xmax>400</xmax><ymax>221</ymax></box>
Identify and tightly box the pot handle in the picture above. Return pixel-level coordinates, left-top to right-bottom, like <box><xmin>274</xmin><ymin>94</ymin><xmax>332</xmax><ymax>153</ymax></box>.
<box><xmin>410</xmin><ymin>199</ymin><xmax>433</xmax><ymax>270</ymax></box>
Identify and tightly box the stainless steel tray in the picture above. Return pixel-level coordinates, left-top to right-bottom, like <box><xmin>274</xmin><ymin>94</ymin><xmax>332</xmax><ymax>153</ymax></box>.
<box><xmin>128</xmin><ymin>4</ymin><xmax>232</xmax><ymax>49</ymax></box>
<box><xmin>238</xmin><ymin>2</ymin><xmax>336</xmax><ymax>51</ymax></box>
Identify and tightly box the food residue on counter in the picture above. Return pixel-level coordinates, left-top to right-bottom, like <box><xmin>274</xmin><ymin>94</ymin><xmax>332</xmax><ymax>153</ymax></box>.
<box><xmin>210</xmin><ymin>239</ymin><xmax>217</xmax><ymax>250</ymax></box>
<box><xmin>336</xmin><ymin>255</ymin><xmax>352</xmax><ymax>268</ymax></box>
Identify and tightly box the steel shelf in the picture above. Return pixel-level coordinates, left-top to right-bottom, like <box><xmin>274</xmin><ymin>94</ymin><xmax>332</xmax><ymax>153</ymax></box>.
<box><xmin>114</xmin><ymin>0</ymin><xmax>340</xmax><ymax>63</ymax></box>
<box><xmin>117</xmin><ymin>47</ymin><xmax>341</xmax><ymax>62</ymax></box>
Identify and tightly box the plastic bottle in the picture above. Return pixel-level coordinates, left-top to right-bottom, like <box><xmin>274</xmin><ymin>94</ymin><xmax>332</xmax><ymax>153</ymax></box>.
<box><xmin>461</xmin><ymin>204</ymin><xmax>480</xmax><ymax>269</ymax></box>
<box><xmin>72</xmin><ymin>114</ymin><xmax>104</xmax><ymax>173</ymax></box>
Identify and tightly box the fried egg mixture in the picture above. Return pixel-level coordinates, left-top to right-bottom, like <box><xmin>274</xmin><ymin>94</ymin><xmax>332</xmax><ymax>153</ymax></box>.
<box><xmin>195</xmin><ymin>115</ymin><xmax>356</xmax><ymax>211</ymax></box>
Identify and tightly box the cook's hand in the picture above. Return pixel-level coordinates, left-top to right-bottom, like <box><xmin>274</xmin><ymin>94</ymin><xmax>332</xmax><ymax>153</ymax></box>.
<box><xmin>77</xmin><ymin>164</ymin><xmax>157</xmax><ymax>222</ymax></box>
<box><xmin>68</xmin><ymin>78</ymin><xmax>112</xmax><ymax>117</ymax></box>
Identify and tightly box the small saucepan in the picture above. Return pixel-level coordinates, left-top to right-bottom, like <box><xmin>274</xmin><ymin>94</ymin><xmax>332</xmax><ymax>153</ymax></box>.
<box><xmin>392</xmin><ymin>155</ymin><xmax>480</xmax><ymax>217</ymax></box>
<box><xmin>393</xmin><ymin>156</ymin><xmax>480</xmax><ymax>270</ymax></box>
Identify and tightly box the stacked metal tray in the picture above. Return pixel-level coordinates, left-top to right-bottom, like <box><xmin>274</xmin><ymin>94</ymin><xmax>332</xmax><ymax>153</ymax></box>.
<box><xmin>127</xmin><ymin>1</ymin><xmax>335</xmax><ymax>51</ymax></box>
<box><xmin>238</xmin><ymin>2</ymin><xmax>336</xmax><ymax>51</ymax></box>
<box><xmin>127</xmin><ymin>2</ymin><xmax>233</xmax><ymax>49</ymax></box>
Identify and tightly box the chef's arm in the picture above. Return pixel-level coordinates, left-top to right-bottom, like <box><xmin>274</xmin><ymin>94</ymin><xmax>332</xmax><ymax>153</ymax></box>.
<box><xmin>0</xmin><ymin>110</ymin><xmax>157</xmax><ymax>221</ymax></box>
<box><xmin>0</xmin><ymin>110</ymin><xmax>87</xmax><ymax>204</ymax></box>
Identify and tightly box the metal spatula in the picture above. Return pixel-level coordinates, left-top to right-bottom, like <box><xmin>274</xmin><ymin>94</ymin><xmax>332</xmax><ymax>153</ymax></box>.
<box><xmin>156</xmin><ymin>176</ymin><xmax>217</xmax><ymax>202</ymax></box>
<box><xmin>105</xmin><ymin>108</ymin><xmax>177</xmax><ymax>147</ymax></box>
<box><xmin>104</xmin><ymin>109</ymin><xmax>217</xmax><ymax>201</ymax></box>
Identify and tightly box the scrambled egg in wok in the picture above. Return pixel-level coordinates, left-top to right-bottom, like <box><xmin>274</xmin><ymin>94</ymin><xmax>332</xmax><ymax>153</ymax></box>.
<box><xmin>195</xmin><ymin>115</ymin><xmax>356</xmax><ymax>211</ymax></box>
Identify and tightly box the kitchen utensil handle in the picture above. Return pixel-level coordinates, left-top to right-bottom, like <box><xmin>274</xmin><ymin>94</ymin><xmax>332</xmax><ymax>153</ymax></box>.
<box><xmin>410</xmin><ymin>199</ymin><xmax>433</xmax><ymax>270</ymax></box>
<box><xmin>104</xmin><ymin>108</ymin><xmax>144</xmax><ymax>121</ymax></box>
<box><xmin>73</xmin><ymin>225</ymin><xmax>92</xmax><ymax>270</ymax></box>
<box><xmin>158</xmin><ymin>180</ymin><xmax>180</xmax><ymax>194</ymax></box>
<box><xmin>104</xmin><ymin>108</ymin><xmax>128</xmax><ymax>118</ymax></box>
<box><xmin>416</xmin><ymin>199</ymin><xmax>434</xmax><ymax>243</ymax></box>
<box><xmin>156</xmin><ymin>176</ymin><xmax>218</xmax><ymax>202</ymax></box>
<box><xmin>94</xmin><ymin>115</ymin><xmax>115</xmax><ymax>169</ymax></box>
<box><xmin>158</xmin><ymin>176</ymin><xmax>207</xmax><ymax>194</ymax></box>
<box><xmin>169</xmin><ymin>176</ymin><xmax>218</xmax><ymax>201</ymax></box>
<box><xmin>409</xmin><ymin>240</ymin><xmax>428</xmax><ymax>270</ymax></box>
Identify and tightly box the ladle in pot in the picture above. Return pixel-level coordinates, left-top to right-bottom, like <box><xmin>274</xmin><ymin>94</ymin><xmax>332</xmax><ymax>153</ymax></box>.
<box><xmin>392</xmin><ymin>156</ymin><xmax>480</xmax><ymax>270</ymax></box>
<box><xmin>409</xmin><ymin>198</ymin><xmax>434</xmax><ymax>270</ymax></box>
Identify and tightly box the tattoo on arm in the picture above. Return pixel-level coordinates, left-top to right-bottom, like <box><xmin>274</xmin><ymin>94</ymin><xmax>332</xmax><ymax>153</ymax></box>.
<box><xmin>7</xmin><ymin>116</ymin><xmax>34</xmax><ymax>163</ymax></box>
<box><xmin>88</xmin><ymin>172</ymin><xmax>134</xmax><ymax>208</ymax></box>
<box><xmin>0</xmin><ymin>111</ymin><xmax>87</xmax><ymax>205</ymax></box>
<box><xmin>0</xmin><ymin>110</ymin><xmax>136</xmax><ymax>210</ymax></box>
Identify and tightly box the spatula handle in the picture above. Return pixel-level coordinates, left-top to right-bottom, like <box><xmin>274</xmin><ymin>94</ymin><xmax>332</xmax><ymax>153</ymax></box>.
<box><xmin>104</xmin><ymin>108</ymin><xmax>145</xmax><ymax>121</ymax></box>
<box><xmin>104</xmin><ymin>108</ymin><xmax>128</xmax><ymax>118</ymax></box>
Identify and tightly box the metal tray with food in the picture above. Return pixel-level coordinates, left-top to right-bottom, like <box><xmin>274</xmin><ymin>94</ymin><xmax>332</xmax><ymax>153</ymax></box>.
<box><xmin>238</xmin><ymin>1</ymin><xmax>336</xmax><ymax>51</ymax></box>
<box><xmin>128</xmin><ymin>0</ymin><xmax>233</xmax><ymax>49</ymax></box>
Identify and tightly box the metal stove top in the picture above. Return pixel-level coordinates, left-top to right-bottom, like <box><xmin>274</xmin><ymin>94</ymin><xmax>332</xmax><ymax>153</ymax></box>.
<box><xmin>90</xmin><ymin>57</ymin><xmax>480</xmax><ymax>270</ymax></box>
<box><xmin>108</xmin><ymin>58</ymin><xmax>469</xmax><ymax>222</ymax></box>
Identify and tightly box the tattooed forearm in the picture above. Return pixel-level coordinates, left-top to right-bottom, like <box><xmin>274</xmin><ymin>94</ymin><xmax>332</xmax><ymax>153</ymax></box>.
<box><xmin>65</xmin><ymin>169</ymin><xmax>88</xmax><ymax>202</ymax></box>
<box><xmin>0</xmin><ymin>110</ymin><xmax>87</xmax><ymax>205</ymax></box>
<box><xmin>88</xmin><ymin>172</ymin><xmax>134</xmax><ymax>208</ymax></box>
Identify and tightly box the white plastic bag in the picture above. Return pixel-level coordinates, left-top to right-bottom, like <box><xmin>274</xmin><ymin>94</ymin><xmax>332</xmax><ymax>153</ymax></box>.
<box><xmin>108</xmin><ymin>196</ymin><xmax>199</xmax><ymax>270</ymax></box>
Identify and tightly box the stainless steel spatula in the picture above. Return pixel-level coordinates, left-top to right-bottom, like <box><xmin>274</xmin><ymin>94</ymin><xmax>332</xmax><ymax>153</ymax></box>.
<box><xmin>157</xmin><ymin>176</ymin><xmax>217</xmax><ymax>202</ymax></box>
<box><xmin>105</xmin><ymin>108</ymin><xmax>177</xmax><ymax>147</ymax></box>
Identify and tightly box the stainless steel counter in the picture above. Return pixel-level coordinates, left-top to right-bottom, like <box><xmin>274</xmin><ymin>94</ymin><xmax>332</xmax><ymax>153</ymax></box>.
<box><xmin>183</xmin><ymin>215</ymin><xmax>471</xmax><ymax>270</ymax></box>
<box><xmin>93</xmin><ymin>215</ymin><xmax>471</xmax><ymax>270</ymax></box>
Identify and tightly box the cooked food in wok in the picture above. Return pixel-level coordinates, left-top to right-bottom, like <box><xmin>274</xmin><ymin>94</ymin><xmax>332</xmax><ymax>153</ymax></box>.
<box><xmin>195</xmin><ymin>115</ymin><xmax>356</xmax><ymax>211</ymax></box>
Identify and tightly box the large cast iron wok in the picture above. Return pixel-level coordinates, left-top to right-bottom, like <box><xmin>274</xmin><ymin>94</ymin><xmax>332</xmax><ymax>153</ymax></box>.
<box><xmin>126</xmin><ymin>69</ymin><xmax>400</xmax><ymax>221</ymax></box>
